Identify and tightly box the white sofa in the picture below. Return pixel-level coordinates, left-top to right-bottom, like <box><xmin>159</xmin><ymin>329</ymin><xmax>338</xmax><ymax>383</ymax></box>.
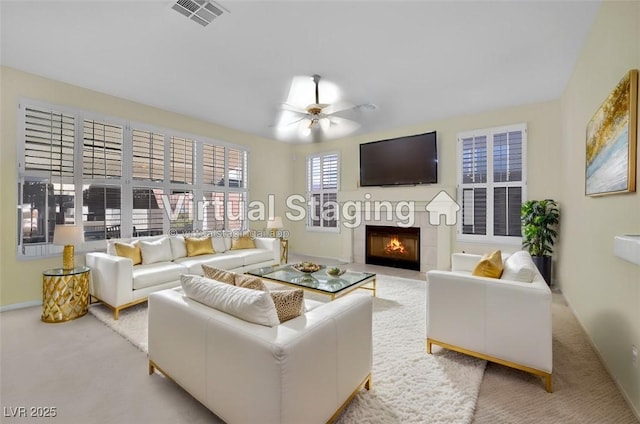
<box><xmin>86</xmin><ymin>234</ymin><xmax>280</xmax><ymax>319</ymax></box>
<box><xmin>148</xmin><ymin>286</ymin><xmax>373</xmax><ymax>424</ymax></box>
<box><xmin>426</xmin><ymin>251</ymin><xmax>553</xmax><ymax>392</ymax></box>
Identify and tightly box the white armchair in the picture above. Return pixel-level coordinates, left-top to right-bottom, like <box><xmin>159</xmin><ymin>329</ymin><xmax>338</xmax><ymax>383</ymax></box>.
<box><xmin>426</xmin><ymin>251</ymin><xmax>553</xmax><ymax>392</ymax></box>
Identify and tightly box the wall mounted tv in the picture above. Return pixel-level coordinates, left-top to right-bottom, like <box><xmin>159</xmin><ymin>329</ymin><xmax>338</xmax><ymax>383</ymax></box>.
<box><xmin>359</xmin><ymin>131</ymin><xmax>437</xmax><ymax>187</ymax></box>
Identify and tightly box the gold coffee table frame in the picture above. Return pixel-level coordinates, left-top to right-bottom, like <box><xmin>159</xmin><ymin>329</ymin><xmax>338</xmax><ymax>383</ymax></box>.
<box><xmin>42</xmin><ymin>266</ymin><xmax>90</xmax><ymax>323</ymax></box>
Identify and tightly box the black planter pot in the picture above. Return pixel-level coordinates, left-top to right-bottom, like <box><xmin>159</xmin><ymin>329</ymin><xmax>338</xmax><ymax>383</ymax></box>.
<box><xmin>531</xmin><ymin>255</ymin><xmax>552</xmax><ymax>286</ymax></box>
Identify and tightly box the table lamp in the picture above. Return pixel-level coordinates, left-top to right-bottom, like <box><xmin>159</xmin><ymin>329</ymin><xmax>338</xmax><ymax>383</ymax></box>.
<box><xmin>266</xmin><ymin>216</ymin><xmax>284</xmax><ymax>238</ymax></box>
<box><xmin>53</xmin><ymin>225</ymin><xmax>84</xmax><ymax>270</ymax></box>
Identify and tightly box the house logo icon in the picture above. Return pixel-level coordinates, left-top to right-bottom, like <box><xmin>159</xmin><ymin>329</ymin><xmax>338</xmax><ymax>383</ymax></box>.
<box><xmin>425</xmin><ymin>190</ymin><xmax>460</xmax><ymax>226</ymax></box>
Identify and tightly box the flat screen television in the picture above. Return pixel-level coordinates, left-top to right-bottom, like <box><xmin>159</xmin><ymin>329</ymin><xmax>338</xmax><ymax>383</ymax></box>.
<box><xmin>359</xmin><ymin>131</ymin><xmax>437</xmax><ymax>186</ymax></box>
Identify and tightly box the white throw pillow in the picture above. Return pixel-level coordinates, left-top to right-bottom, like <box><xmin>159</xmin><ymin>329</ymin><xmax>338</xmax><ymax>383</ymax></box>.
<box><xmin>139</xmin><ymin>237</ymin><xmax>173</xmax><ymax>265</ymax></box>
<box><xmin>169</xmin><ymin>236</ymin><xmax>187</xmax><ymax>259</ymax></box>
<box><xmin>180</xmin><ymin>275</ymin><xmax>280</xmax><ymax>327</ymax></box>
<box><xmin>501</xmin><ymin>250</ymin><xmax>535</xmax><ymax>283</ymax></box>
<box><xmin>223</xmin><ymin>237</ymin><xmax>232</xmax><ymax>251</ymax></box>
<box><xmin>212</xmin><ymin>236</ymin><xmax>226</xmax><ymax>253</ymax></box>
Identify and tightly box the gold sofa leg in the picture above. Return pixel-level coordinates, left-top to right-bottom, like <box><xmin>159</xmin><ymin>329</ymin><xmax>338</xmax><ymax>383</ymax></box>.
<box><xmin>427</xmin><ymin>337</ymin><xmax>552</xmax><ymax>392</ymax></box>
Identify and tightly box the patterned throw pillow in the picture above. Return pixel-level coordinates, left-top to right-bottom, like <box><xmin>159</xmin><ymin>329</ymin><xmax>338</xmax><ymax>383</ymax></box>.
<box><xmin>235</xmin><ymin>274</ymin><xmax>267</xmax><ymax>291</ymax></box>
<box><xmin>114</xmin><ymin>242</ymin><xmax>142</xmax><ymax>265</ymax></box>
<box><xmin>472</xmin><ymin>250</ymin><xmax>504</xmax><ymax>279</ymax></box>
<box><xmin>201</xmin><ymin>264</ymin><xmax>236</xmax><ymax>285</ymax></box>
<box><xmin>270</xmin><ymin>289</ymin><xmax>305</xmax><ymax>323</ymax></box>
<box><xmin>185</xmin><ymin>236</ymin><xmax>215</xmax><ymax>257</ymax></box>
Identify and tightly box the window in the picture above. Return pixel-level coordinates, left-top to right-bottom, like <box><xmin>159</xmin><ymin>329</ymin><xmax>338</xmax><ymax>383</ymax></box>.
<box><xmin>457</xmin><ymin>123</ymin><xmax>526</xmax><ymax>243</ymax></box>
<box><xmin>17</xmin><ymin>101</ymin><xmax>249</xmax><ymax>258</ymax></box>
<box><xmin>306</xmin><ymin>152</ymin><xmax>339</xmax><ymax>231</ymax></box>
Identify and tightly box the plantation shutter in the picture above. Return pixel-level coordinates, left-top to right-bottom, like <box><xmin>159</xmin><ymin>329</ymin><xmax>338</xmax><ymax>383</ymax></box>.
<box><xmin>23</xmin><ymin>106</ymin><xmax>75</xmax><ymax>177</ymax></box>
<box><xmin>493</xmin><ymin>130</ymin><xmax>523</xmax><ymax>236</ymax></box>
<box><xmin>132</xmin><ymin>188</ymin><xmax>164</xmax><ymax>237</ymax></box>
<box><xmin>203</xmin><ymin>144</ymin><xmax>225</xmax><ymax>186</ymax></box>
<box><xmin>132</xmin><ymin>129</ymin><xmax>165</xmax><ymax>181</ymax></box>
<box><xmin>83</xmin><ymin>119</ymin><xmax>123</xmax><ymax>179</ymax></box>
<box><xmin>458</xmin><ymin>124</ymin><xmax>527</xmax><ymax>241</ymax></box>
<box><xmin>307</xmin><ymin>153</ymin><xmax>339</xmax><ymax>229</ymax></box>
<box><xmin>170</xmin><ymin>136</ymin><xmax>194</xmax><ymax>184</ymax></box>
<box><xmin>460</xmin><ymin>136</ymin><xmax>487</xmax><ymax>235</ymax></box>
<box><xmin>227</xmin><ymin>148</ymin><xmax>247</xmax><ymax>188</ymax></box>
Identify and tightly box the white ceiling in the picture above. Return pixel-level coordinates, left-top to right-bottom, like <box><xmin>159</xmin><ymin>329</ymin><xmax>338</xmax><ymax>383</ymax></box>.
<box><xmin>0</xmin><ymin>0</ymin><xmax>600</xmax><ymax>143</ymax></box>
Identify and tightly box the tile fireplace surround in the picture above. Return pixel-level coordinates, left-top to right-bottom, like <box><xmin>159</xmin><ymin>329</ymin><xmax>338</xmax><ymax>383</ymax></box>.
<box><xmin>352</xmin><ymin>209</ymin><xmax>451</xmax><ymax>272</ymax></box>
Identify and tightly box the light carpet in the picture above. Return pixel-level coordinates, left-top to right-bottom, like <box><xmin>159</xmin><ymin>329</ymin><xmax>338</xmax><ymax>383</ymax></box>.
<box><xmin>88</xmin><ymin>275</ymin><xmax>486</xmax><ymax>424</ymax></box>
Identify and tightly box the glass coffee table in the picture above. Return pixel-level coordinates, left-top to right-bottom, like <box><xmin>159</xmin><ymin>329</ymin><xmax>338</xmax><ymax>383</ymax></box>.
<box><xmin>247</xmin><ymin>264</ymin><xmax>376</xmax><ymax>300</ymax></box>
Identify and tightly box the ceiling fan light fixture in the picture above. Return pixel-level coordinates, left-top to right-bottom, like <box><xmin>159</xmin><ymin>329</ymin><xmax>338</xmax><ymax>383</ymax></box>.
<box><xmin>274</xmin><ymin>73</ymin><xmax>374</xmax><ymax>142</ymax></box>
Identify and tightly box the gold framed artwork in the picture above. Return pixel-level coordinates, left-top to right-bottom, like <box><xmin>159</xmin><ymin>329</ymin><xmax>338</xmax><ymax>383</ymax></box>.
<box><xmin>586</xmin><ymin>69</ymin><xmax>638</xmax><ymax>196</ymax></box>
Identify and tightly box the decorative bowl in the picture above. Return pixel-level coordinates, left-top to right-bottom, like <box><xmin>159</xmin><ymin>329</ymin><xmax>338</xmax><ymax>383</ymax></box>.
<box><xmin>292</xmin><ymin>262</ymin><xmax>321</xmax><ymax>273</ymax></box>
<box><xmin>326</xmin><ymin>267</ymin><xmax>346</xmax><ymax>277</ymax></box>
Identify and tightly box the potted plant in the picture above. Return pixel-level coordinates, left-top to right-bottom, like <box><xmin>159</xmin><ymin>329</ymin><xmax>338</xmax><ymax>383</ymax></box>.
<box><xmin>521</xmin><ymin>199</ymin><xmax>560</xmax><ymax>285</ymax></box>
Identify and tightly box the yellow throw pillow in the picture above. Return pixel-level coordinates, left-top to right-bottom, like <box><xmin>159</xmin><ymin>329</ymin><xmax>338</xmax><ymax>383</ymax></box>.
<box><xmin>114</xmin><ymin>242</ymin><xmax>142</xmax><ymax>265</ymax></box>
<box><xmin>201</xmin><ymin>264</ymin><xmax>235</xmax><ymax>285</ymax></box>
<box><xmin>231</xmin><ymin>234</ymin><xmax>256</xmax><ymax>250</ymax></box>
<box><xmin>235</xmin><ymin>274</ymin><xmax>267</xmax><ymax>291</ymax></box>
<box><xmin>185</xmin><ymin>236</ymin><xmax>215</xmax><ymax>257</ymax></box>
<box><xmin>270</xmin><ymin>289</ymin><xmax>305</xmax><ymax>323</ymax></box>
<box><xmin>472</xmin><ymin>250</ymin><xmax>504</xmax><ymax>279</ymax></box>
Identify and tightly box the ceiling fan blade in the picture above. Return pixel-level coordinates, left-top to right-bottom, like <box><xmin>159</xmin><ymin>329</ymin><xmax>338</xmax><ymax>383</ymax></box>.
<box><xmin>326</xmin><ymin>102</ymin><xmax>377</xmax><ymax>116</ymax></box>
<box><xmin>281</xmin><ymin>103</ymin><xmax>307</xmax><ymax>114</ymax></box>
<box><xmin>324</xmin><ymin>116</ymin><xmax>361</xmax><ymax>138</ymax></box>
<box><xmin>322</xmin><ymin>101</ymin><xmax>355</xmax><ymax>115</ymax></box>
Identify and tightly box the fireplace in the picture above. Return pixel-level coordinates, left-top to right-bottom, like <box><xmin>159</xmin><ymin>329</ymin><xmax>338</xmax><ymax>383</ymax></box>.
<box><xmin>365</xmin><ymin>225</ymin><xmax>420</xmax><ymax>271</ymax></box>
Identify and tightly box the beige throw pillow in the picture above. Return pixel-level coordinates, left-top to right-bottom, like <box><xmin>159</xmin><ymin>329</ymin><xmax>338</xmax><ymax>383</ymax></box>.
<box><xmin>201</xmin><ymin>264</ymin><xmax>236</xmax><ymax>285</ymax></box>
<box><xmin>234</xmin><ymin>274</ymin><xmax>267</xmax><ymax>291</ymax></box>
<box><xmin>472</xmin><ymin>250</ymin><xmax>504</xmax><ymax>279</ymax></box>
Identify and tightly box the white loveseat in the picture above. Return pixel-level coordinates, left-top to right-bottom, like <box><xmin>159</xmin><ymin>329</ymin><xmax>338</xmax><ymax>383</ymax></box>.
<box><xmin>426</xmin><ymin>251</ymin><xmax>553</xmax><ymax>391</ymax></box>
<box><xmin>148</xmin><ymin>285</ymin><xmax>373</xmax><ymax>424</ymax></box>
<box><xmin>86</xmin><ymin>234</ymin><xmax>280</xmax><ymax>319</ymax></box>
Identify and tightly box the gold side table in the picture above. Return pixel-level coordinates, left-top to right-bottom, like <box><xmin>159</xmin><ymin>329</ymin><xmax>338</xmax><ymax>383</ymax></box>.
<box><xmin>281</xmin><ymin>239</ymin><xmax>289</xmax><ymax>264</ymax></box>
<box><xmin>42</xmin><ymin>266</ymin><xmax>90</xmax><ymax>323</ymax></box>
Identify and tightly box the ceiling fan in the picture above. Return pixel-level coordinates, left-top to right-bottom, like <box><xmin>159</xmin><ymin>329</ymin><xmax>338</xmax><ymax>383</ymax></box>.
<box><xmin>275</xmin><ymin>74</ymin><xmax>376</xmax><ymax>141</ymax></box>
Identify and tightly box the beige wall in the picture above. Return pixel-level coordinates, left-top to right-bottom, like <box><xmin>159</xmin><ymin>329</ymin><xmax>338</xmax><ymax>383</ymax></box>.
<box><xmin>287</xmin><ymin>100</ymin><xmax>563</xmax><ymax>261</ymax></box>
<box><xmin>0</xmin><ymin>66</ymin><xmax>292</xmax><ymax>307</ymax></box>
<box><xmin>559</xmin><ymin>1</ymin><xmax>640</xmax><ymax>415</ymax></box>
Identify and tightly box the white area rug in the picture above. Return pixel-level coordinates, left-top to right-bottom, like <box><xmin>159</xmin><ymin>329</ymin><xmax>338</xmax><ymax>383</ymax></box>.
<box><xmin>88</xmin><ymin>275</ymin><xmax>486</xmax><ymax>423</ymax></box>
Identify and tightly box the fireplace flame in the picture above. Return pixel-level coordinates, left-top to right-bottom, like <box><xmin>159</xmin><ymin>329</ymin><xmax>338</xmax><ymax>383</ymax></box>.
<box><xmin>384</xmin><ymin>236</ymin><xmax>408</xmax><ymax>255</ymax></box>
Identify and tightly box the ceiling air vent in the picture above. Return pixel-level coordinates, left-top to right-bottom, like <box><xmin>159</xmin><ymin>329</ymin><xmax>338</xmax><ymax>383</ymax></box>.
<box><xmin>171</xmin><ymin>0</ymin><xmax>227</xmax><ymax>27</ymax></box>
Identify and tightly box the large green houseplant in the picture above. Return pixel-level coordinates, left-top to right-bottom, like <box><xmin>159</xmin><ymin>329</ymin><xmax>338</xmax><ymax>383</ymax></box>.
<box><xmin>521</xmin><ymin>199</ymin><xmax>559</xmax><ymax>285</ymax></box>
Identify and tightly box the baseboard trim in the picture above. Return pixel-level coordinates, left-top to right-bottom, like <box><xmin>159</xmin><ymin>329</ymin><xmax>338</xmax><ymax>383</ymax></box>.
<box><xmin>0</xmin><ymin>300</ymin><xmax>41</xmax><ymax>312</ymax></box>
<box><xmin>562</xmin><ymin>293</ymin><xmax>640</xmax><ymax>421</ymax></box>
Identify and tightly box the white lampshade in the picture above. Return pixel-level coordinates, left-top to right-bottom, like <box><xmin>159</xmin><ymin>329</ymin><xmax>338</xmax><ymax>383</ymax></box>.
<box><xmin>53</xmin><ymin>225</ymin><xmax>84</xmax><ymax>246</ymax></box>
<box><xmin>266</xmin><ymin>217</ymin><xmax>284</xmax><ymax>229</ymax></box>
